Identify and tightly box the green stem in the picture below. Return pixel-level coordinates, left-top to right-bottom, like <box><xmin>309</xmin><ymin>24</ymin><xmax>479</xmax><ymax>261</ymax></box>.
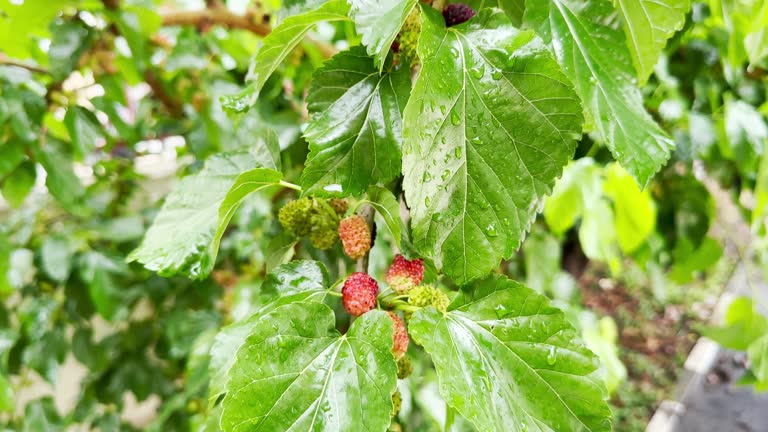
<box><xmin>394</xmin><ymin>303</ymin><xmax>420</xmax><ymax>313</ymax></box>
<box><xmin>326</xmin><ymin>290</ymin><xmax>343</xmax><ymax>298</ymax></box>
<box><xmin>279</xmin><ymin>180</ymin><xmax>302</xmax><ymax>191</ymax></box>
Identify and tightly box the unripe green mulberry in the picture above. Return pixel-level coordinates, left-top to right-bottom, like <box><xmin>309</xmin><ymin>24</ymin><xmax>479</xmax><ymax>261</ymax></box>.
<box><xmin>396</xmin><ymin>356</ymin><xmax>413</xmax><ymax>379</ymax></box>
<box><xmin>391</xmin><ymin>390</ymin><xmax>402</xmax><ymax>417</ymax></box>
<box><xmin>308</xmin><ymin>203</ymin><xmax>340</xmax><ymax>249</ymax></box>
<box><xmin>408</xmin><ymin>285</ymin><xmax>450</xmax><ymax>312</ymax></box>
<box><xmin>328</xmin><ymin>198</ymin><xmax>349</xmax><ymax>216</ymax></box>
<box><xmin>278</xmin><ymin>198</ymin><xmax>313</xmax><ymax>236</ymax></box>
<box><xmin>398</xmin><ymin>8</ymin><xmax>420</xmax><ymax>65</ymax></box>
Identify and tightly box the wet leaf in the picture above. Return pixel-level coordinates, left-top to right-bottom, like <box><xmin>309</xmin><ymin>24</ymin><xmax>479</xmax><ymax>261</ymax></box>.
<box><xmin>403</xmin><ymin>8</ymin><xmax>583</xmax><ymax>284</ymax></box>
<box><xmin>409</xmin><ymin>274</ymin><xmax>611</xmax><ymax>431</ymax></box>
<box><xmin>129</xmin><ymin>142</ymin><xmax>282</xmax><ymax>278</ymax></box>
<box><xmin>525</xmin><ymin>0</ymin><xmax>675</xmax><ymax>187</ymax></box>
<box><xmin>221</xmin><ymin>303</ymin><xmax>397</xmax><ymax>431</ymax></box>
<box><xmin>348</xmin><ymin>0</ymin><xmax>418</xmax><ymax>70</ymax></box>
<box><xmin>222</xmin><ymin>0</ymin><xmax>350</xmax><ymax>112</ymax></box>
<box><xmin>303</xmin><ymin>47</ymin><xmax>410</xmax><ymax>197</ymax></box>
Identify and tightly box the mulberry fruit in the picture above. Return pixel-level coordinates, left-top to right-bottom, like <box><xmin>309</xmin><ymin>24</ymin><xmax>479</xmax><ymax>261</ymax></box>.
<box><xmin>396</xmin><ymin>356</ymin><xmax>413</xmax><ymax>379</ymax></box>
<box><xmin>328</xmin><ymin>198</ymin><xmax>349</xmax><ymax>216</ymax></box>
<box><xmin>309</xmin><ymin>208</ymin><xmax>339</xmax><ymax>250</ymax></box>
<box><xmin>386</xmin><ymin>254</ymin><xmax>424</xmax><ymax>294</ymax></box>
<box><xmin>388</xmin><ymin>311</ymin><xmax>409</xmax><ymax>359</ymax></box>
<box><xmin>408</xmin><ymin>285</ymin><xmax>450</xmax><ymax>312</ymax></box>
<box><xmin>278</xmin><ymin>198</ymin><xmax>313</xmax><ymax>236</ymax></box>
<box><xmin>342</xmin><ymin>272</ymin><xmax>378</xmax><ymax>316</ymax></box>
<box><xmin>398</xmin><ymin>8</ymin><xmax>421</xmax><ymax>64</ymax></box>
<box><xmin>391</xmin><ymin>390</ymin><xmax>402</xmax><ymax>417</ymax></box>
<box><xmin>442</xmin><ymin>3</ymin><xmax>476</xmax><ymax>27</ymax></box>
<box><xmin>339</xmin><ymin>215</ymin><xmax>371</xmax><ymax>260</ymax></box>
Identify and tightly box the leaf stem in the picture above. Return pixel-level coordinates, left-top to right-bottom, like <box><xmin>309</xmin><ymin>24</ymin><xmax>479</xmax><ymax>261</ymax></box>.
<box><xmin>394</xmin><ymin>303</ymin><xmax>420</xmax><ymax>313</ymax></box>
<box><xmin>279</xmin><ymin>180</ymin><xmax>302</xmax><ymax>191</ymax></box>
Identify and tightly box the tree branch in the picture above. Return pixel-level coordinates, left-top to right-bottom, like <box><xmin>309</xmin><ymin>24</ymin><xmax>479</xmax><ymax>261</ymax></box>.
<box><xmin>160</xmin><ymin>8</ymin><xmax>270</xmax><ymax>36</ymax></box>
<box><xmin>0</xmin><ymin>57</ymin><xmax>49</xmax><ymax>74</ymax></box>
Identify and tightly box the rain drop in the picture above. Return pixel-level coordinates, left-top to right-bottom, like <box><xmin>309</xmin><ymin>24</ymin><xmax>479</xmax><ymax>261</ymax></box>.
<box><xmin>425</xmin><ymin>197</ymin><xmax>432</xmax><ymax>207</ymax></box>
<box><xmin>423</xmin><ymin>171</ymin><xmax>432</xmax><ymax>182</ymax></box>
<box><xmin>440</xmin><ymin>105</ymin><xmax>447</xmax><ymax>115</ymax></box>
<box><xmin>441</xmin><ymin>170</ymin><xmax>451</xmax><ymax>181</ymax></box>
<box><xmin>470</xmin><ymin>65</ymin><xmax>485</xmax><ymax>79</ymax></box>
<box><xmin>454</xmin><ymin>147</ymin><xmax>462</xmax><ymax>158</ymax></box>
<box><xmin>494</xmin><ymin>304</ymin><xmax>507</xmax><ymax>319</ymax></box>
<box><xmin>485</xmin><ymin>224</ymin><xmax>497</xmax><ymax>237</ymax></box>
<box><xmin>451</xmin><ymin>111</ymin><xmax>461</xmax><ymax>125</ymax></box>
<box><xmin>491</xmin><ymin>70</ymin><xmax>503</xmax><ymax>80</ymax></box>
<box><xmin>547</xmin><ymin>346</ymin><xmax>557</xmax><ymax>365</ymax></box>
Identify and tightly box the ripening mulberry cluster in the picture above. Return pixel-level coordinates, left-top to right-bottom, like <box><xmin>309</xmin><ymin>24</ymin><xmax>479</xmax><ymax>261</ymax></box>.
<box><xmin>408</xmin><ymin>285</ymin><xmax>450</xmax><ymax>312</ymax></box>
<box><xmin>386</xmin><ymin>254</ymin><xmax>424</xmax><ymax>294</ymax></box>
<box><xmin>341</xmin><ymin>272</ymin><xmax>410</xmax><ymax>359</ymax></box>
<box><xmin>338</xmin><ymin>214</ymin><xmax>372</xmax><ymax>260</ymax></box>
<box><xmin>278</xmin><ymin>197</ymin><xmax>347</xmax><ymax>249</ymax></box>
<box><xmin>442</xmin><ymin>3</ymin><xmax>476</xmax><ymax>27</ymax></box>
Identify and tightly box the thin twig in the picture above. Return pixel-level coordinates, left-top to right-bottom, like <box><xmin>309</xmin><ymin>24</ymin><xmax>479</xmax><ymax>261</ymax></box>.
<box><xmin>0</xmin><ymin>58</ymin><xmax>49</xmax><ymax>74</ymax></box>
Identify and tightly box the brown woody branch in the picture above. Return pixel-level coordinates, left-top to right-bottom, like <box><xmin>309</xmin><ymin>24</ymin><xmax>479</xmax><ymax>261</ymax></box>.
<box><xmin>0</xmin><ymin>57</ymin><xmax>49</xmax><ymax>74</ymax></box>
<box><xmin>160</xmin><ymin>8</ymin><xmax>270</xmax><ymax>36</ymax></box>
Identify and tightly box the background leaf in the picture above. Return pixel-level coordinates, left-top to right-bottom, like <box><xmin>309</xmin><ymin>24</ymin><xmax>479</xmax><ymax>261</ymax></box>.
<box><xmin>129</xmin><ymin>145</ymin><xmax>282</xmax><ymax>278</ymax></box>
<box><xmin>403</xmin><ymin>8</ymin><xmax>583</xmax><ymax>284</ymax></box>
<box><xmin>524</xmin><ymin>0</ymin><xmax>675</xmax><ymax>187</ymax></box>
<box><xmin>348</xmin><ymin>0</ymin><xmax>418</xmax><ymax>70</ymax></box>
<box><xmin>222</xmin><ymin>0</ymin><xmax>350</xmax><ymax>112</ymax></box>
<box><xmin>614</xmin><ymin>0</ymin><xmax>691</xmax><ymax>84</ymax></box>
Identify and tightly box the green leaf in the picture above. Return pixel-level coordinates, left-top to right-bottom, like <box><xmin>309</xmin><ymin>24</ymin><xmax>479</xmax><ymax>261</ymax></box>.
<box><xmin>110</xmin><ymin>7</ymin><xmax>162</xmax><ymax>71</ymax></box>
<box><xmin>748</xmin><ymin>334</ymin><xmax>768</xmax><ymax>387</ymax></box>
<box><xmin>79</xmin><ymin>252</ymin><xmax>130</xmax><ymax>320</ymax></box>
<box><xmin>221</xmin><ymin>303</ymin><xmax>397</xmax><ymax>431</ymax></box>
<box><xmin>467</xmin><ymin>0</ymin><xmax>526</xmax><ymax>26</ymax></box>
<box><xmin>703</xmin><ymin>297</ymin><xmax>768</xmax><ymax>351</ymax></box>
<box><xmin>614</xmin><ymin>0</ymin><xmax>691</xmax><ymax>84</ymax></box>
<box><xmin>543</xmin><ymin>158</ymin><xmax>602</xmax><ymax>235</ymax></box>
<box><xmin>0</xmin><ymin>142</ymin><xmax>25</xmax><ymax>180</ymax></box>
<box><xmin>724</xmin><ymin>98</ymin><xmax>766</xmax><ymax>175</ymax></box>
<box><xmin>365</xmin><ymin>186</ymin><xmax>403</xmax><ymax>248</ymax></box>
<box><xmin>32</xmin><ymin>140</ymin><xmax>90</xmax><ymax>217</ymax></box>
<box><xmin>403</xmin><ymin>8</ymin><xmax>583</xmax><ymax>284</ymax></box>
<box><xmin>579</xmin><ymin>198</ymin><xmax>620</xmax><ymax>273</ymax></box>
<box><xmin>40</xmin><ymin>235</ymin><xmax>74</xmax><ymax>283</ymax></box>
<box><xmin>409</xmin><ymin>274</ymin><xmax>611</xmax><ymax>431</ymax></box>
<box><xmin>0</xmin><ymin>0</ymin><xmax>70</xmax><ymax>58</ymax></box>
<box><xmin>48</xmin><ymin>20</ymin><xmax>95</xmax><ymax>81</ymax></box>
<box><xmin>2</xmin><ymin>161</ymin><xmax>36</xmax><ymax>208</ymax></box>
<box><xmin>522</xmin><ymin>226</ymin><xmax>561</xmax><ymax>294</ymax></box>
<box><xmin>221</xmin><ymin>0</ymin><xmax>351</xmax><ymax>113</ymax></box>
<box><xmin>603</xmin><ymin>164</ymin><xmax>656</xmax><ymax>254</ymax></box>
<box><xmin>302</xmin><ymin>47</ymin><xmax>410</xmax><ymax>197</ymax></box>
<box><xmin>524</xmin><ymin>0</ymin><xmax>675</xmax><ymax>187</ymax></box>
<box><xmin>0</xmin><ymin>240</ymin><xmax>11</xmax><ymax>297</ymax></box>
<box><xmin>23</xmin><ymin>398</ymin><xmax>62</xmax><ymax>432</ymax></box>
<box><xmin>64</xmin><ymin>106</ymin><xmax>103</xmax><ymax>160</ymax></box>
<box><xmin>265</xmin><ymin>232</ymin><xmax>299</xmax><ymax>273</ymax></box>
<box><xmin>348</xmin><ymin>0</ymin><xmax>418</xmax><ymax>70</ymax></box>
<box><xmin>208</xmin><ymin>261</ymin><xmax>330</xmax><ymax>401</ymax></box>
<box><xmin>0</xmin><ymin>373</ymin><xmax>11</xmax><ymax>412</ymax></box>
<box><xmin>130</xmin><ymin>154</ymin><xmax>282</xmax><ymax>278</ymax></box>
<box><xmin>669</xmin><ymin>236</ymin><xmax>722</xmax><ymax>283</ymax></box>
